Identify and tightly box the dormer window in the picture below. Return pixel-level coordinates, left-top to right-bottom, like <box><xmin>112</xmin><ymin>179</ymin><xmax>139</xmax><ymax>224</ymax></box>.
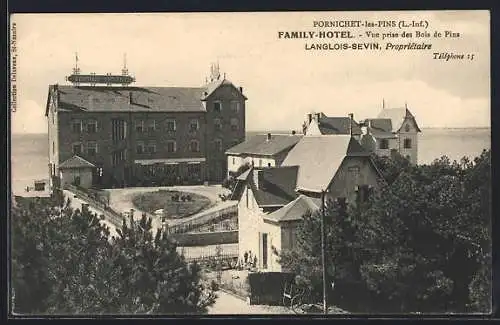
<box><xmin>214</xmin><ymin>101</ymin><xmax>222</xmax><ymax>113</ymax></box>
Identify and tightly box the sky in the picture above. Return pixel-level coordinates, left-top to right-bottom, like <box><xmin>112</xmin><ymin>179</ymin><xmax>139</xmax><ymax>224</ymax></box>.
<box><xmin>10</xmin><ymin>11</ymin><xmax>490</xmax><ymax>134</ymax></box>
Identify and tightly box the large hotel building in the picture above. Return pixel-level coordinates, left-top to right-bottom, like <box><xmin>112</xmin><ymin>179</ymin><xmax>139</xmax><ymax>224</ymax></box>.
<box><xmin>46</xmin><ymin>64</ymin><xmax>247</xmax><ymax>188</ymax></box>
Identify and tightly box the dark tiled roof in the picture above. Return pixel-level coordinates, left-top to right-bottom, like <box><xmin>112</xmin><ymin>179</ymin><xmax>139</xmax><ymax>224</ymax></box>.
<box><xmin>250</xmin><ymin>166</ymin><xmax>299</xmax><ymax>207</ymax></box>
<box><xmin>365</xmin><ymin>118</ymin><xmax>393</xmax><ymax>133</ymax></box>
<box><xmin>55</xmin><ymin>85</ymin><xmax>206</xmax><ymax>113</ymax></box>
<box><xmin>318</xmin><ymin>116</ymin><xmax>362</xmax><ymax>135</ymax></box>
<box><xmin>47</xmin><ymin>78</ymin><xmax>245</xmax><ymax>114</ymax></box>
<box><xmin>202</xmin><ymin>78</ymin><xmax>247</xmax><ymax>100</ymax></box>
<box><xmin>263</xmin><ymin>195</ymin><xmax>319</xmax><ymax>223</ymax></box>
<box><xmin>377</xmin><ymin>107</ymin><xmax>421</xmax><ymax>132</ymax></box>
<box><xmin>59</xmin><ymin>155</ymin><xmax>96</xmax><ymax>169</ymax></box>
<box><xmin>282</xmin><ymin>135</ymin><xmax>370</xmax><ymax>193</ymax></box>
<box><xmin>226</xmin><ymin>134</ymin><xmax>303</xmax><ymax>156</ymax></box>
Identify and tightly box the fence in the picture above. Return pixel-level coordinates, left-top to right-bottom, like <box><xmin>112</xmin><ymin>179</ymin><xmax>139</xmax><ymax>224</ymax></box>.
<box><xmin>166</xmin><ymin>202</ymin><xmax>237</xmax><ymax>234</ymax></box>
<box><xmin>64</xmin><ymin>184</ymin><xmax>123</xmax><ymax>227</ymax></box>
<box><xmin>179</xmin><ymin>243</ymin><xmax>239</xmax><ymax>264</ymax></box>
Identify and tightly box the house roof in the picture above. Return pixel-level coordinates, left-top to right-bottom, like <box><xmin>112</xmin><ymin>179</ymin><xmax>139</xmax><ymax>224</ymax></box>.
<box><xmin>377</xmin><ymin>107</ymin><xmax>421</xmax><ymax>132</ymax></box>
<box><xmin>59</xmin><ymin>155</ymin><xmax>96</xmax><ymax>169</ymax></box>
<box><xmin>45</xmin><ymin>79</ymin><xmax>245</xmax><ymax>115</ymax></box>
<box><xmin>263</xmin><ymin>195</ymin><xmax>320</xmax><ymax>223</ymax></box>
<box><xmin>364</xmin><ymin>118</ymin><xmax>393</xmax><ymax>133</ymax></box>
<box><xmin>281</xmin><ymin>135</ymin><xmax>370</xmax><ymax>193</ymax></box>
<box><xmin>226</xmin><ymin>134</ymin><xmax>303</xmax><ymax>156</ymax></box>
<box><xmin>250</xmin><ymin>166</ymin><xmax>299</xmax><ymax>207</ymax></box>
<box><xmin>317</xmin><ymin>115</ymin><xmax>362</xmax><ymax>135</ymax></box>
<box><xmin>201</xmin><ymin>78</ymin><xmax>247</xmax><ymax>100</ymax></box>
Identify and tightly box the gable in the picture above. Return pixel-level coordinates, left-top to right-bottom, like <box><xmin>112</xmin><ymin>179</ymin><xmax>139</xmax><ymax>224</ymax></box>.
<box><xmin>399</xmin><ymin>116</ymin><xmax>421</xmax><ymax>133</ymax></box>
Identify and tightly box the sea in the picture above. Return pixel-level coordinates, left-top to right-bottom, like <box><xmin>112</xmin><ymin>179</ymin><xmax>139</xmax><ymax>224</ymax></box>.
<box><xmin>11</xmin><ymin>128</ymin><xmax>491</xmax><ymax>195</ymax></box>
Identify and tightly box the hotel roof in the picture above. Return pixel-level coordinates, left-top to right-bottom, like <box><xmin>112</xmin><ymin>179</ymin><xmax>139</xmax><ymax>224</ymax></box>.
<box><xmin>45</xmin><ymin>77</ymin><xmax>245</xmax><ymax>115</ymax></box>
<box><xmin>317</xmin><ymin>115</ymin><xmax>362</xmax><ymax>135</ymax></box>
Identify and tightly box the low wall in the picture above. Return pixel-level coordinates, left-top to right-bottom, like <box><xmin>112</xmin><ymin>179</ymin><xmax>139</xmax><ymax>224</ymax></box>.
<box><xmin>170</xmin><ymin>230</ymin><xmax>238</xmax><ymax>246</ymax></box>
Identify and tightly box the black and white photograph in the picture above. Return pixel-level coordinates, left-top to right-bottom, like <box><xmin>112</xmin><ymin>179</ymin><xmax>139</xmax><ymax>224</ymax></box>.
<box><xmin>9</xmin><ymin>10</ymin><xmax>491</xmax><ymax>316</ymax></box>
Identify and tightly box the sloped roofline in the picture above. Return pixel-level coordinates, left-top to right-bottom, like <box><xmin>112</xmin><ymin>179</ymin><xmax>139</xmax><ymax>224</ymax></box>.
<box><xmin>202</xmin><ymin>78</ymin><xmax>247</xmax><ymax>101</ymax></box>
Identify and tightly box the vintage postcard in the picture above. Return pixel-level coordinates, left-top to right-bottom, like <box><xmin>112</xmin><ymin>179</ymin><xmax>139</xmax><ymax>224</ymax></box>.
<box><xmin>9</xmin><ymin>11</ymin><xmax>491</xmax><ymax>316</ymax></box>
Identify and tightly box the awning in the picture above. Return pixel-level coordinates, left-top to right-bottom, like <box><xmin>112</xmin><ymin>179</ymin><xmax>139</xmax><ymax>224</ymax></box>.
<box><xmin>134</xmin><ymin>157</ymin><xmax>206</xmax><ymax>165</ymax></box>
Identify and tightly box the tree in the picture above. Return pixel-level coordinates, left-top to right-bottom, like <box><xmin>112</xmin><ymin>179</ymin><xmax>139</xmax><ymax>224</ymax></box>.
<box><xmin>11</xmin><ymin>196</ymin><xmax>215</xmax><ymax>315</ymax></box>
<box><xmin>279</xmin><ymin>150</ymin><xmax>491</xmax><ymax>313</ymax></box>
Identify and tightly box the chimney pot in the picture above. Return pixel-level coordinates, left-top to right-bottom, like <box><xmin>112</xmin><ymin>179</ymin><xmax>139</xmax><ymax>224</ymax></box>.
<box><xmin>307</xmin><ymin>113</ymin><xmax>312</xmax><ymax>124</ymax></box>
<box><xmin>239</xmin><ymin>87</ymin><xmax>243</xmax><ymax>93</ymax></box>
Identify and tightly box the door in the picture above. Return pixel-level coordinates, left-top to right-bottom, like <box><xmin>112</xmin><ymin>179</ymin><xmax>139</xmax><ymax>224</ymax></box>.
<box><xmin>262</xmin><ymin>233</ymin><xmax>268</xmax><ymax>269</ymax></box>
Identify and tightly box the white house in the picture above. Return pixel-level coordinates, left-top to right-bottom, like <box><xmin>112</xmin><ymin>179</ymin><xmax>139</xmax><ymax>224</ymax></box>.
<box><xmin>237</xmin><ymin>135</ymin><xmax>385</xmax><ymax>273</ymax></box>
<box><xmin>359</xmin><ymin>106</ymin><xmax>421</xmax><ymax>164</ymax></box>
<box><xmin>225</xmin><ymin>133</ymin><xmax>302</xmax><ymax>176</ymax></box>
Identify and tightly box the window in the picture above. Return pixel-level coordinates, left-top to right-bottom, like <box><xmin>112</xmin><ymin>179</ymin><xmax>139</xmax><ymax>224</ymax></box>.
<box><xmin>72</xmin><ymin>120</ymin><xmax>82</xmax><ymax>133</ymax></box>
<box><xmin>404</xmin><ymin>138</ymin><xmax>412</xmax><ymax>149</ymax></box>
<box><xmin>214</xmin><ymin>139</ymin><xmax>223</xmax><ymax>152</ymax></box>
<box><xmin>214</xmin><ymin>118</ymin><xmax>222</xmax><ymax>130</ymax></box>
<box><xmin>213</xmin><ymin>101</ymin><xmax>222</xmax><ymax>112</ymax></box>
<box><xmin>147</xmin><ymin>120</ymin><xmax>156</xmax><ymax>132</ymax></box>
<box><xmin>52</xmin><ymin>141</ymin><xmax>55</xmax><ymax>155</ymax></box>
<box><xmin>230</xmin><ymin>118</ymin><xmax>239</xmax><ymax>131</ymax></box>
<box><xmin>166</xmin><ymin>119</ymin><xmax>176</xmax><ymax>131</ymax></box>
<box><xmin>379</xmin><ymin>139</ymin><xmax>389</xmax><ymax>149</ymax></box>
<box><xmin>348</xmin><ymin>166</ymin><xmax>360</xmax><ymax>183</ymax></box>
<box><xmin>135</xmin><ymin>120</ymin><xmax>144</xmax><ymax>133</ymax></box>
<box><xmin>136</xmin><ymin>141</ymin><xmax>145</xmax><ymax>154</ymax></box>
<box><xmin>87</xmin><ymin>120</ymin><xmax>98</xmax><ymax>133</ymax></box>
<box><xmin>268</xmin><ymin>162</ymin><xmax>271</xmax><ymax>167</ymax></box>
<box><xmin>405</xmin><ymin>124</ymin><xmax>410</xmax><ymax>132</ymax></box>
<box><xmin>232</xmin><ymin>157</ymin><xmax>236</xmax><ymax>164</ymax></box>
<box><xmin>187</xmin><ymin>163</ymin><xmax>201</xmax><ymax>179</ymax></box>
<box><xmin>190</xmin><ymin>119</ymin><xmax>199</xmax><ymax>131</ymax></box>
<box><xmin>190</xmin><ymin>140</ymin><xmax>200</xmax><ymax>152</ymax></box>
<box><xmin>146</xmin><ymin>142</ymin><xmax>157</xmax><ymax>153</ymax></box>
<box><xmin>112</xmin><ymin>150</ymin><xmax>127</xmax><ymax>166</ymax></box>
<box><xmin>356</xmin><ymin>185</ymin><xmax>373</xmax><ymax>203</ymax></box>
<box><xmin>112</xmin><ymin>119</ymin><xmax>127</xmax><ymax>142</ymax></box>
<box><xmin>72</xmin><ymin>143</ymin><xmax>82</xmax><ymax>155</ymax></box>
<box><xmin>86</xmin><ymin>141</ymin><xmax>97</xmax><ymax>155</ymax></box>
<box><xmin>231</xmin><ymin>101</ymin><xmax>240</xmax><ymax>113</ymax></box>
<box><xmin>167</xmin><ymin>141</ymin><xmax>176</xmax><ymax>153</ymax></box>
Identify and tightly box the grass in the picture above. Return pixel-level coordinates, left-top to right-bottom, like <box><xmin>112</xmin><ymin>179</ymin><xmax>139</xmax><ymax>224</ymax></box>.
<box><xmin>132</xmin><ymin>190</ymin><xmax>211</xmax><ymax>219</ymax></box>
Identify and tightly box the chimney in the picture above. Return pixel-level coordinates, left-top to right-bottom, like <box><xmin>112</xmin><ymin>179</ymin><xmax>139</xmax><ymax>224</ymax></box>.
<box><xmin>239</xmin><ymin>86</ymin><xmax>243</xmax><ymax>93</ymax></box>
<box><xmin>348</xmin><ymin>113</ymin><xmax>354</xmax><ymax>136</ymax></box>
<box><xmin>267</xmin><ymin>133</ymin><xmax>272</xmax><ymax>141</ymax></box>
<box><xmin>315</xmin><ymin>113</ymin><xmax>321</xmax><ymax>122</ymax></box>
<box><xmin>307</xmin><ymin>113</ymin><xmax>312</xmax><ymax>124</ymax></box>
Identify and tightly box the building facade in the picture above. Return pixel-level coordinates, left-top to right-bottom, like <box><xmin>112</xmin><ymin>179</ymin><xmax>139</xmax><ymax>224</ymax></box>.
<box><xmin>46</xmin><ymin>68</ymin><xmax>247</xmax><ymax>189</ymax></box>
<box><xmin>225</xmin><ymin>133</ymin><xmax>302</xmax><ymax>176</ymax></box>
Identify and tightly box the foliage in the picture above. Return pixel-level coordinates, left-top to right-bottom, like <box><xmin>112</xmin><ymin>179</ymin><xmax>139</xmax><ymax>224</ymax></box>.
<box><xmin>222</xmin><ymin>163</ymin><xmax>251</xmax><ymax>191</ymax></box>
<box><xmin>11</xmin><ymin>196</ymin><xmax>216</xmax><ymax>314</ymax></box>
<box><xmin>279</xmin><ymin>150</ymin><xmax>491</xmax><ymax>313</ymax></box>
<box><xmin>132</xmin><ymin>190</ymin><xmax>211</xmax><ymax>219</ymax></box>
